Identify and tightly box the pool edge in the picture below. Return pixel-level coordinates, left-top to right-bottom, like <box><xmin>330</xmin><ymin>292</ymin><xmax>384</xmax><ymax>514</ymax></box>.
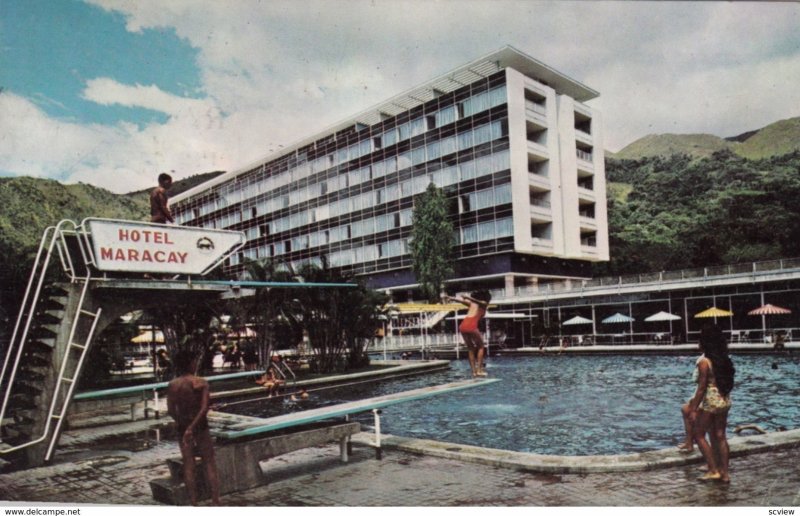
<box><xmin>353</xmin><ymin>428</ymin><xmax>800</xmax><ymax>473</ymax></box>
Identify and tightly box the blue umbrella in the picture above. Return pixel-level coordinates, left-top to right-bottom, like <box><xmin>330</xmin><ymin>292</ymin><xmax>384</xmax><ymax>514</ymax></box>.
<box><xmin>602</xmin><ymin>313</ymin><xmax>634</xmax><ymax>324</ymax></box>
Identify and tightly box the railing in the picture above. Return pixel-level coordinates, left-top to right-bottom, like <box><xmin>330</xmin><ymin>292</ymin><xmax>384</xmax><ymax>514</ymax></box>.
<box><xmin>368</xmin><ymin>334</ymin><xmax>461</xmax><ymax>353</ymax></box>
<box><xmin>525</xmin><ymin>100</ymin><xmax>547</xmax><ymax>116</ymax></box>
<box><xmin>576</xmin><ymin>149</ymin><xmax>593</xmax><ymax>162</ymax></box>
<box><xmin>489</xmin><ymin>257</ymin><xmax>800</xmax><ymax>301</ymax></box>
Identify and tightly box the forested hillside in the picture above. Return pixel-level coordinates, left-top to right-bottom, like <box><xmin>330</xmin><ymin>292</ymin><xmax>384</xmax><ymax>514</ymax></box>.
<box><xmin>596</xmin><ymin>150</ymin><xmax>800</xmax><ymax>276</ymax></box>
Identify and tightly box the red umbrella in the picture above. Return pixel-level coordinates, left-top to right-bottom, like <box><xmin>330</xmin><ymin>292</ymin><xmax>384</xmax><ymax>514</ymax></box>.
<box><xmin>748</xmin><ymin>304</ymin><xmax>791</xmax><ymax>316</ymax></box>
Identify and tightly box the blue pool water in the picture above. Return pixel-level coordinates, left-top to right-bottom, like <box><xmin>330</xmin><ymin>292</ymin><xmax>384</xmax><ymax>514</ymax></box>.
<box><xmin>227</xmin><ymin>354</ymin><xmax>800</xmax><ymax>456</ymax></box>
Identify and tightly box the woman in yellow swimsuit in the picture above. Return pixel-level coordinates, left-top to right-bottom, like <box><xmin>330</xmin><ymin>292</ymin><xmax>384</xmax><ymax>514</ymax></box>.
<box><xmin>688</xmin><ymin>325</ymin><xmax>735</xmax><ymax>483</ymax></box>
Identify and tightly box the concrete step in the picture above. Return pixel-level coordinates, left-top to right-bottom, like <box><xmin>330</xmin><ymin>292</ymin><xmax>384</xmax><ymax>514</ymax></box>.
<box><xmin>29</xmin><ymin>339</ymin><xmax>56</xmax><ymax>350</ymax></box>
<box><xmin>38</xmin><ymin>324</ymin><xmax>61</xmax><ymax>335</ymax></box>
<box><xmin>150</xmin><ymin>473</ymin><xmax>211</xmax><ymax>506</ymax></box>
<box><xmin>16</xmin><ymin>370</ymin><xmax>45</xmax><ymax>383</ymax></box>
<box><xmin>22</xmin><ymin>353</ymin><xmax>51</xmax><ymax>367</ymax></box>
<box><xmin>43</xmin><ymin>310</ymin><xmax>66</xmax><ymax>321</ymax></box>
<box><xmin>7</xmin><ymin>394</ymin><xmax>37</xmax><ymax>410</ymax></box>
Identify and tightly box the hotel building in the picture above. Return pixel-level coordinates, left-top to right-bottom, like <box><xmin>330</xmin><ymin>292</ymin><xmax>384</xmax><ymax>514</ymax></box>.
<box><xmin>171</xmin><ymin>46</ymin><xmax>609</xmax><ymax>299</ymax></box>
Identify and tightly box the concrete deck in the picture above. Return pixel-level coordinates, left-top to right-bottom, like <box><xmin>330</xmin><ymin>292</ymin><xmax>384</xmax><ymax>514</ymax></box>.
<box><xmin>0</xmin><ymin>415</ymin><xmax>798</xmax><ymax>506</ymax></box>
<box><xmin>1</xmin><ymin>361</ymin><xmax>798</xmax><ymax>507</ymax></box>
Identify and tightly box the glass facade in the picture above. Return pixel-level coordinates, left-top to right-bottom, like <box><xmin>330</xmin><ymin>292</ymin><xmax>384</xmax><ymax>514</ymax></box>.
<box><xmin>172</xmin><ymin>72</ymin><xmax>516</xmax><ymax>279</ymax></box>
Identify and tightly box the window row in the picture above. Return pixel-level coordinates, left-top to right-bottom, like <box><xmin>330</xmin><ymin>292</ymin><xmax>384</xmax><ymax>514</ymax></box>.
<box><xmin>461</xmin><ymin>217</ymin><xmax>514</xmax><ymax>244</ymax></box>
<box><xmin>176</xmin><ymin>119</ymin><xmax>506</xmax><ymax>225</ymax></box>
<box><xmin>231</xmin><ymin>237</ymin><xmax>410</xmax><ymax>268</ymax></box>
<box><xmin>191</xmin><ymin>148</ymin><xmax>510</xmax><ymax>235</ymax></box>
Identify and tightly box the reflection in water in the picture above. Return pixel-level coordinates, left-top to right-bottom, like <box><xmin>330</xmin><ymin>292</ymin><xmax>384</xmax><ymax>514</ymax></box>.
<box><xmin>228</xmin><ymin>354</ymin><xmax>800</xmax><ymax>456</ymax></box>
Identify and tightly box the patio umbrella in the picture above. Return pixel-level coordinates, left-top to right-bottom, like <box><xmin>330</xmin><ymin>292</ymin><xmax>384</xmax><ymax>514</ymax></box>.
<box><xmin>131</xmin><ymin>329</ymin><xmax>164</xmax><ymax>377</ymax></box>
<box><xmin>562</xmin><ymin>315</ymin><xmax>593</xmax><ymax>326</ymax></box>
<box><xmin>601</xmin><ymin>313</ymin><xmax>634</xmax><ymax>324</ymax></box>
<box><xmin>694</xmin><ymin>307</ymin><xmax>733</xmax><ymax>318</ymax></box>
<box><xmin>747</xmin><ymin>304</ymin><xmax>791</xmax><ymax>316</ymax></box>
<box><xmin>644</xmin><ymin>311</ymin><xmax>681</xmax><ymax>344</ymax></box>
<box><xmin>644</xmin><ymin>311</ymin><xmax>681</xmax><ymax>322</ymax></box>
<box><xmin>748</xmin><ymin>304</ymin><xmax>791</xmax><ymax>344</ymax></box>
<box><xmin>130</xmin><ymin>330</ymin><xmax>164</xmax><ymax>343</ymax></box>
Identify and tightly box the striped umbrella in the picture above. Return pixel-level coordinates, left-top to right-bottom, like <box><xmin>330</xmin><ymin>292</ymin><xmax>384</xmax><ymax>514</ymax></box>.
<box><xmin>694</xmin><ymin>307</ymin><xmax>733</xmax><ymax>318</ymax></box>
<box><xmin>602</xmin><ymin>313</ymin><xmax>635</xmax><ymax>324</ymax></box>
<box><xmin>747</xmin><ymin>304</ymin><xmax>791</xmax><ymax>316</ymax></box>
<box><xmin>563</xmin><ymin>315</ymin><xmax>594</xmax><ymax>326</ymax></box>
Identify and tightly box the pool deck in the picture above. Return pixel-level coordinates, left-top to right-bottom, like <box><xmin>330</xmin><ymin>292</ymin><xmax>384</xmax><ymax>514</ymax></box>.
<box><xmin>1</xmin><ymin>361</ymin><xmax>799</xmax><ymax>507</ymax></box>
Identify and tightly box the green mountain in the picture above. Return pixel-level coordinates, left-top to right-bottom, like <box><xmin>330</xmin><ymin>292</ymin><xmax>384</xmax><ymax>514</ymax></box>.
<box><xmin>613</xmin><ymin>133</ymin><xmax>733</xmax><ymax>160</ymax></box>
<box><xmin>614</xmin><ymin>117</ymin><xmax>800</xmax><ymax>160</ymax></box>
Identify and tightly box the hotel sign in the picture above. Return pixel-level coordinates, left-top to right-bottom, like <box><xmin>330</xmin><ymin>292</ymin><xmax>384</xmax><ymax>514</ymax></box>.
<box><xmin>85</xmin><ymin>218</ymin><xmax>246</xmax><ymax>275</ymax></box>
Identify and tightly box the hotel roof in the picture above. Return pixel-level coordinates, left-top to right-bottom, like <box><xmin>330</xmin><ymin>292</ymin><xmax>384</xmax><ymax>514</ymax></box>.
<box><xmin>173</xmin><ymin>45</ymin><xmax>598</xmax><ymax>203</ymax></box>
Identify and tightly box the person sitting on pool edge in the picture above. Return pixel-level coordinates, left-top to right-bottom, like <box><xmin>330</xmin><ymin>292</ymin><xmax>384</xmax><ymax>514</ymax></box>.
<box><xmin>444</xmin><ymin>290</ymin><xmax>492</xmax><ymax>378</ymax></box>
<box><xmin>255</xmin><ymin>366</ymin><xmax>284</xmax><ymax>397</ymax></box>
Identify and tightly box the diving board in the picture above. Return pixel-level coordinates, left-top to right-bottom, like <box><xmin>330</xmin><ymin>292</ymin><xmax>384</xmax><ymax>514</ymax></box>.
<box><xmin>150</xmin><ymin>378</ymin><xmax>498</xmax><ymax>504</ymax></box>
<box><xmin>212</xmin><ymin>378</ymin><xmax>499</xmax><ymax>439</ymax></box>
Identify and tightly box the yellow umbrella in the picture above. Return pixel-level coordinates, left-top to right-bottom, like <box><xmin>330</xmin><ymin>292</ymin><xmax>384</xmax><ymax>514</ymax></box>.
<box><xmin>694</xmin><ymin>307</ymin><xmax>733</xmax><ymax>318</ymax></box>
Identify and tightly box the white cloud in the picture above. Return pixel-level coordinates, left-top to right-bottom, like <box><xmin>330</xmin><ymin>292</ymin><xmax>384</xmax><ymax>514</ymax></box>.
<box><xmin>4</xmin><ymin>0</ymin><xmax>799</xmax><ymax>191</ymax></box>
<box><xmin>82</xmin><ymin>78</ymin><xmax>217</xmax><ymax>118</ymax></box>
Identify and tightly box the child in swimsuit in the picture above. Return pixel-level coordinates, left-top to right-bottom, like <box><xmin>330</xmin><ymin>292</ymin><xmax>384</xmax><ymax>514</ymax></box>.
<box><xmin>445</xmin><ymin>290</ymin><xmax>491</xmax><ymax>378</ymax></box>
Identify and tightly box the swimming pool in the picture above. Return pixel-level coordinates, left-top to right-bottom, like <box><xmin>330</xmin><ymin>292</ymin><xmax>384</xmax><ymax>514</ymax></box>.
<box><xmin>228</xmin><ymin>354</ymin><xmax>800</xmax><ymax>456</ymax></box>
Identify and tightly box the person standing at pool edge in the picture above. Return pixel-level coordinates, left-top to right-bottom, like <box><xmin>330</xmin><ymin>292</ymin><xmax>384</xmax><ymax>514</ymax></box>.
<box><xmin>150</xmin><ymin>172</ymin><xmax>175</xmax><ymax>224</ymax></box>
<box><xmin>688</xmin><ymin>325</ymin><xmax>735</xmax><ymax>482</ymax></box>
<box><xmin>445</xmin><ymin>291</ymin><xmax>492</xmax><ymax>377</ymax></box>
<box><xmin>167</xmin><ymin>348</ymin><xmax>221</xmax><ymax>505</ymax></box>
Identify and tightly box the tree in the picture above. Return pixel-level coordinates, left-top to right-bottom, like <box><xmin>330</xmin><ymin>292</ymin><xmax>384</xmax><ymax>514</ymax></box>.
<box><xmin>285</xmin><ymin>261</ymin><xmax>388</xmax><ymax>373</ymax></box>
<box><xmin>224</xmin><ymin>259</ymin><xmax>296</xmax><ymax>369</ymax></box>
<box><xmin>410</xmin><ymin>183</ymin><xmax>456</xmax><ymax>301</ymax></box>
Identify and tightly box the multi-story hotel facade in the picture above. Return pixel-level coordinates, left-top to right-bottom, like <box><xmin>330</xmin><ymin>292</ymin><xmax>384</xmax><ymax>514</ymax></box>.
<box><xmin>171</xmin><ymin>46</ymin><xmax>609</xmax><ymax>299</ymax></box>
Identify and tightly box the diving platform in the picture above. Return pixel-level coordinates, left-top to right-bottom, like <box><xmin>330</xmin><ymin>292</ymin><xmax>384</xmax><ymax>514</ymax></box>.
<box><xmin>149</xmin><ymin>378</ymin><xmax>498</xmax><ymax>505</ymax></box>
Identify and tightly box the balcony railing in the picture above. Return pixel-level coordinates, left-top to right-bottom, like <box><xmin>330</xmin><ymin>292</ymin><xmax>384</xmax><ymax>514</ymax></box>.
<box><xmin>489</xmin><ymin>257</ymin><xmax>800</xmax><ymax>301</ymax></box>
<box><xmin>525</xmin><ymin>100</ymin><xmax>547</xmax><ymax>116</ymax></box>
<box><xmin>576</xmin><ymin>149</ymin><xmax>593</xmax><ymax>162</ymax></box>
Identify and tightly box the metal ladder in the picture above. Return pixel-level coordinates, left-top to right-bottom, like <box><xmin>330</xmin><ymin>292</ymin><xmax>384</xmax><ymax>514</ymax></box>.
<box><xmin>272</xmin><ymin>358</ymin><xmax>297</xmax><ymax>386</ymax></box>
<box><xmin>0</xmin><ymin>220</ymin><xmax>102</xmax><ymax>462</ymax></box>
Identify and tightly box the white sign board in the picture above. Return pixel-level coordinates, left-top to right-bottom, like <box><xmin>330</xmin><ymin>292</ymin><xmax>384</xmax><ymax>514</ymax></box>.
<box><xmin>85</xmin><ymin>219</ymin><xmax>246</xmax><ymax>275</ymax></box>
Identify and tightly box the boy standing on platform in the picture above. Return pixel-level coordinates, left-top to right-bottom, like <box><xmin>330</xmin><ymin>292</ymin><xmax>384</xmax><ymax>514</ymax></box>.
<box><xmin>167</xmin><ymin>349</ymin><xmax>221</xmax><ymax>505</ymax></box>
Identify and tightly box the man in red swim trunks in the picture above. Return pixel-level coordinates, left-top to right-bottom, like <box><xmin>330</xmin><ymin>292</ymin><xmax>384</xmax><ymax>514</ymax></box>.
<box><xmin>445</xmin><ymin>290</ymin><xmax>492</xmax><ymax>377</ymax></box>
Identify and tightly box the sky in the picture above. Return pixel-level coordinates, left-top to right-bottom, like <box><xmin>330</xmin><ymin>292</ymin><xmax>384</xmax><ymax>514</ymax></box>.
<box><xmin>1</xmin><ymin>0</ymin><xmax>799</xmax><ymax>194</ymax></box>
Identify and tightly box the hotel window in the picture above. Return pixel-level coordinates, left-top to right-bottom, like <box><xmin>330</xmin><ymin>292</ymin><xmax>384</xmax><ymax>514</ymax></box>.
<box><xmin>496</xmin><ymin>218</ymin><xmax>513</xmax><ymax>237</ymax></box>
<box><xmin>462</xmin><ymin>225</ymin><xmax>478</xmax><ymax>244</ymax></box>
<box><xmin>478</xmin><ymin>221</ymin><xmax>496</xmax><ymax>241</ymax></box>
<box><xmin>410</xmin><ymin>118</ymin><xmax>425</xmax><ymax>137</ymax></box>
<box><xmin>383</xmin><ymin>128</ymin><xmax>398</xmax><ymax>147</ymax></box>
<box><xmin>460</xmin><ymin>194</ymin><xmax>471</xmax><ymax>213</ymax></box>
<box><xmin>398</xmin><ymin>122</ymin><xmax>410</xmax><ymax>141</ymax></box>
<box><xmin>436</xmin><ymin>105</ymin><xmax>457</xmax><ymax>127</ymax></box>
